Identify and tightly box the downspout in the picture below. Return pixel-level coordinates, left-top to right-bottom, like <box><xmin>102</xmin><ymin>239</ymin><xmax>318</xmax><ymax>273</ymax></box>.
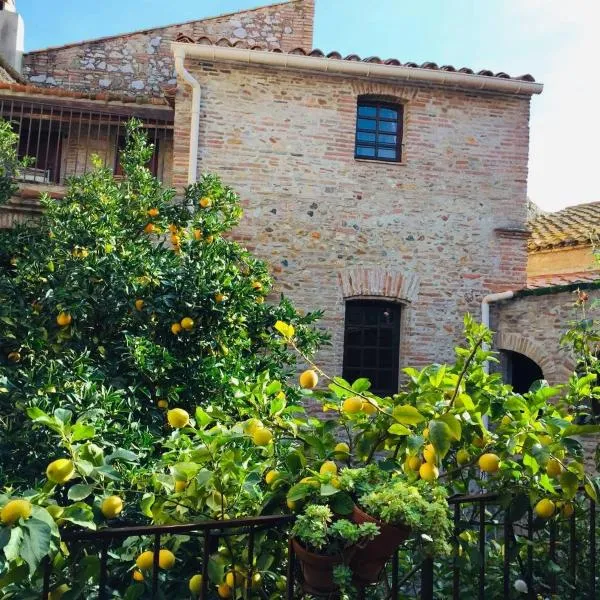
<box><xmin>481</xmin><ymin>291</ymin><xmax>514</xmax><ymax>374</ymax></box>
<box><xmin>173</xmin><ymin>46</ymin><xmax>201</xmax><ymax>185</ymax></box>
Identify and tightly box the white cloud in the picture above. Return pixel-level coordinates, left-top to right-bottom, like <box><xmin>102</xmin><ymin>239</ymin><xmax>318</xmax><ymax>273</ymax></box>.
<box><xmin>511</xmin><ymin>0</ymin><xmax>600</xmax><ymax>212</ymax></box>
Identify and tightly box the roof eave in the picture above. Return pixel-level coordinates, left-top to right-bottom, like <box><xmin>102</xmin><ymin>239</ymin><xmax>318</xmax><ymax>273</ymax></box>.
<box><xmin>171</xmin><ymin>42</ymin><xmax>544</xmax><ymax>96</ymax></box>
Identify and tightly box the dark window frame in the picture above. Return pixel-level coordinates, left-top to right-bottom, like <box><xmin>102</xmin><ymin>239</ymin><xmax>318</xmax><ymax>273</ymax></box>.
<box><xmin>342</xmin><ymin>299</ymin><xmax>401</xmax><ymax>397</ymax></box>
<box><xmin>354</xmin><ymin>100</ymin><xmax>403</xmax><ymax>163</ymax></box>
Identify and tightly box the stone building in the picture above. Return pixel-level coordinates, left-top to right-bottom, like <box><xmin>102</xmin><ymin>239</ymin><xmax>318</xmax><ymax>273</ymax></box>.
<box><xmin>0</xmin><ymin>0</ymin><xmax>597</xmax><ymax>398</ymax></box>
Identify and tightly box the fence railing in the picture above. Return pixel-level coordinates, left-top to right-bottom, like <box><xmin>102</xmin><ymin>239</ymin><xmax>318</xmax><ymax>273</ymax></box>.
<box><xmin>0</xmin><ymin>95</ymin><xmax>173</xmax><ymax>187</ymax></box>
<box><xmin>37</xmin><ymin>490</ymin><xmax>599</xmax><ymax>599</ymax></box>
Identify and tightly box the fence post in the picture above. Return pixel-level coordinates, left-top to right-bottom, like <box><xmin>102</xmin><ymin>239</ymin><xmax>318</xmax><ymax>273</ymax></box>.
<box><xmin>420</xmin><ymin>556</ymin><xmax>434</xmax><ymax>600</ymax></box>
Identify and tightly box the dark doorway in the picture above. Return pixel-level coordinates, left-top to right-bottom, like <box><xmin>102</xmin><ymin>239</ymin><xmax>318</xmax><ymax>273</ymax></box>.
<box><xmin>502</xmin><ymin>350</ymin><xmax>544</xmax><ymax>393</ymax></box>
<box><xmin>342</xmin><ymin>300</ymin><xmax>401</xmax><ymax>397</ymax></box>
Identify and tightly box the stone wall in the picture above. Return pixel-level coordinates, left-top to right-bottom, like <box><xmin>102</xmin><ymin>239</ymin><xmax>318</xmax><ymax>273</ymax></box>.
<box><xmin>492</xmin><ymin>288</ymin><xmax>599</xmax><ymax>386</ymax></box>
<box><xmin>174</xmin><ymin>60</ymin><xmax>533</xmax><ymax>377</ymax></box>
<box><xmin>22</xmin><ymin>0</ymin><xmax>314</xmax><ymax>96</ymax></box>
<box><xmin>0</xmin><ymin>61</ymin><xmax>15</xmax><ymax>82</ymax></box>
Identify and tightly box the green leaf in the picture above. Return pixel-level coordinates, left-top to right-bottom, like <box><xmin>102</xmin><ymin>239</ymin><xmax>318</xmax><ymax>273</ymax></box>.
<box><xmin>330</xmin><ymin>492</ymin><xmax>354</xmax><ymax>515</ymax></box>
<box><xmin>194</xmin><ymin>407</ymin><xmax>214</xmax><ymax>428</ymax></box>
<box><xmin>585</xmin><ymin>481</ymin><xmax>598</xmax><ymax>502</ymax></box>
<box><xmin>68</xmin><ymin>484</ymin><xmax>95</xmax><ymax>502</ymax></box>
<box><xmin>456</xmin><ymin>393</ymin><xmax>475</xmax><ymax>410</ymax></box>
<box><xmin>559</xmin><ymin>471</ymin><xmax>579</xmax><ymax>499</ymax></box>
<box><xmin>538</xmin><ymin>473</ymin><xmax>557</xmax><ymax>495</ymax></box>
<box><xmin>429</xmin><ymin>420</ymin><xmax>452</xmax><ymax>458</ymax></box>
<box><xmin>207</xmin><ymin>554</ymin><xmax>226</xmax><ymax>584</ymax></box>
<box><xmin>3</xmin><ymin>527</ymin><xmax>22</xmax><ymax>562</ymax></box>
<box><xmin>71</xmin><ymin>423</ymin><xmax>95</xmax><ymax>442</ymax></box>
<box><xmin>20</xmin><ymin>518</ymin><xmax>52</xmax><ymax>575</ymax></box>
<box><xmin>439</xmin><ymin>414</ymin><xmax>461</xmax><ymax>441</ymax></box>
<box><xmin>172</xmin><ymin>462</ymin><xmax>201</xmax><ymax>480</ymax></box>
<box><xmin>105</xmin><ymin>449</ymin><xmax>138</xmax><ymax>464</ymax></box>
<box><xmin>140</xmin><ymin>494</ymin><xmax>155</xmax><ymax>518</ymax></box>
<box><xmin>393</xmin><ymin>405</ymin><xmax>426</xmax><ymax>425</ymax></box>
<box><xmin>351</xmin><ymin>378</ymin><xmax>371</xmax><ymax>393</ymax></box>
<box><xmin>266</xmin><ymin>380</ymin><xmax>282</xmax><ymax>396</ymax></box>
<box><xmin>269</xmin><ymin>395</ymin><xmax>285</xmax><ymax>416</ymax></box>
<box><xmin>388</xmin><ymin>423</ymin><xmax>411</xmax><ymax>436</ymax></box>
<box><xmin>53</xmin><ymin>408</ymin><xmax>73</xmax><ymax>425</ymax></box>
<box><xmin>287</xmin><ymin>483</ymin><xmax>313</xmax><ymax>502</ymax></box>
<box><xmin>320</xmin><ymin>484</ymin><xmax>340</xmax><ymax>497</ymax></box>
<box><xmin>123</xmin><ymin>584</ymin><xmax>145</xmax><ymax>600</ymax></box>
<box><xmin>61</xmin><ymin>503</ymin><xmax>96</xmax><ymax>530</ymax></box>
<box><xmin>563</xmin><ymin>424</ymin><xmax>600</xmax><ymax>437</ymax></box>
<box><xmin>523</xmin><ymin>453</ymin><xmax>539</xmax><ymax>475</ymax></box>
<box><xmin>328</xmin><ymin>377</ymin><xmax>353</xmax><ymax>399</ymax></box>
<box><xmin>286</xmin><ymin>451</ymin><xmax>306</xmax><ymax>474</ymax></box>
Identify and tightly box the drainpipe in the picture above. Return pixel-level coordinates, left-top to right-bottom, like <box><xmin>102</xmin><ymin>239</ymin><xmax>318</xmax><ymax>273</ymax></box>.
<box><xmin>481</xmin><ymin>291</ymin><xmax>514</xmax><ymax>374</ymax></box>
<box><xmin>173</xmin><ymin>46</ymin><xmax>201</xmax><ymax>185</ymax></box>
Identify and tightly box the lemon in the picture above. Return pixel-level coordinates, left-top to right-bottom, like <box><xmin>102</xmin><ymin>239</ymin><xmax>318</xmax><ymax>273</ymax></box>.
<box><xmin>171</xmin><ymin>322</ymin><xmax>182</xmax><ymax>335</ymax></box>
<box><xmin>101</xmin><ymin>495</ymin><xmax>124</xmax><ymax>519</ymax></box>
<box><xmin>180</xmin><ymin>317</ymin><xmax>194</xmax><ymax>330</ymax></box>
<box><xmin>342</xmin><ymin>396</ymin><xmax>363</xmax><ymax>414</ymax></box>
<box><xmin>299</xmin><ymin>369</ymin><xmax>318</xmax><ymax>389</ymax></box>
<box><xmin>423</xmin><ymin>444</ymin><xmax>437</xmax><ymax>464</ymax></box>
<box><xmin>265</xmin><ymin>470</ymin><xmax>280</xmax><ymax>485</ymax></box>
<box><xmin>423</xmin><ymin>427</ymin><xmax>429</xmax><ymax>439</ymax></box>
<box><xmin>199</xmin><ymin>197</ymin><xmax>212</xmax><ymax>208</ymax></box>
<box><xmin>167</xmin><ymin>408</ymin><xmax>190</xmax><ymax>429</ymax></box>
<box><xmin>1</xmin><ymin>499</ymin><xmax>32</xmax><ymax>525</ymax></box>
<box><xmin>319</xmin><ymin>461</ymin><xmax>338</xmax><ymax>475</ymax></box>
<box><xmin>501</xmin><ymin>415</ymin><xmax>512</xmax><ymax>426</ymax></box>
<box><xmin>159</xmin><ymin>549</ymin><xmax>176</xmax><ymax>569</ymax></box>
<box><xmin>561</xmin><ymin>502</ymin><xmax>574</xmax><ymax>518</ymax></box>
<box><xmin>157</xmin><ymin>399</ymin><xmax>168</xmax><ymax>409</ymax></box>
<box><xmin>362</xmin><ymin>400</ymin><xmax>377</xmax><ymax>415</ymax></box>
<box><xmin>546</xmin><ymin>459</ymin><xmax>563</xmax><ymax>478</ymax></box>
<box><xmin>334</xmin><ymin>442</ymin><xmax>350</xmax><ymax>459</ymax></box>
<box><xmin>48</xmin><ymin>584</ymin><xmax>70</xmax><ymax>600</ymax></box>
<box><xmin>251</xmin><ymin>281</ymin><xmax>263</xmax><ymax>291</ymax></box>
<box><xmin>244</xmin><ymin>419</ymin><xmax>263</xmax><ymax>435</ymax></box>
<box><xmin>46</xmin><ymin>459</ymin><xmax>75</xmax><ymax>484</ymax></box>
<box><xmin>193</xmin><ymin>230</ymin><xmax>203</xmax><ymax>241</ymax></box>
<box><xmin>136</xmin><ymin>551</ymin><xmax>155</xmax><ymax>570</ymax></box>
<box><xmin>133</xmin><ymin>570</ymin><xmax>144</xmax><ymax>582</ymax></box>
<box><xmin>56</xmin><ymin>312</ymin><xmax>72</xmax><ymax>327</ymax></box>
<box><xmin>286</xmin><ymin>498</ymin><xmax>298</xmax><ymax>511</ymax></box>
<box><xmin>535</xmin><ymin>499</ymin><xmax>555</xmax><ymax>519</ymax></box>
<box><xmin>225</xmin><ymin>571</ymin><xmax>244</xmax><ymax>588</ymax></box>
<box><xmin>135</xmin><ymin>299</ymin><xmax>145</xmax><ymax>311</ymax></box>
<box><xmin>175</xmin><ymin>480</ymin><xmax>188</xmax><ymax>492</ymax></box>
<box><xmin>217</xmin><ymin>583</ymin><xmax>232</xmax><ymax>598</ymax></box>
<box><xmin>252</xmin><ymin>428</ymin><xmax>273</xmax><ymax>446</ymax></box>
<box><xmin>249</xmin><ymin>572</ymin><xmax>262</xmax><ymax>589</ymax></box>
<box><xmin>189</xmin><ymin>574</ymin><xmax>203</xmax><ymax>594</ymax></box>
<box><xmin>419</xmin><ymin>462</ymin><xmax>439</xmax><ymax>482</ymax></box>
<box><xmin>538</xmin><ymin>434</ymin><xmax>552</xmax><ymax>446</ymax></box>
<box><xmin>7</xmin><ymin>351</ymin><xmax>21</xmax><ymax>362</ymax></box>
<box><xmin>456</xmin><ymin>449</ymin><xmax>470</xmax><ymax>466</ymax></box>
<box><xmin>478</xmin><ymin>453</ymin><xmax>501</xmax><ymax>473</ymax></box>
<box><xmin>407</xmin><ymin>456</ymin><xmax>422</xmax><ymax>471</ymax></box>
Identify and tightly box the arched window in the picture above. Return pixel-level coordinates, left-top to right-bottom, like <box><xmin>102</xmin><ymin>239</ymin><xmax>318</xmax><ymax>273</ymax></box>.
<box><xmin>355</xmin><ymin>99</ymin><xmax>403</xmax><ymax>162</ymax></box>
<box><xmin>342</xmin><ymin>300</ymin><xmax>401</xmax><ymax>396</ymax></box>
<box><xmin>501</xmin><ymin>350</ymin><xmax>544</xmax><ymax>394</ymax></box>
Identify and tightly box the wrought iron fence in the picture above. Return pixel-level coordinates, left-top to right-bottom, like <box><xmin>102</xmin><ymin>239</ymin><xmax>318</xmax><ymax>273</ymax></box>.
<box><xmin>36</xmin><ymin>491</ymin><xmax>599</xmax><ymax>599</ymax></box>
<box><xmin>0</xmin><ymin>96</ymin><xmax>173</xmax><ymax>186</ymax></box>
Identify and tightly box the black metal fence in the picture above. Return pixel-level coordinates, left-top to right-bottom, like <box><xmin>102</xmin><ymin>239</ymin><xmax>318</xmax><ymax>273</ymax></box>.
<box><xmin>0</xmin><ymin>95</ymin><xmax>173</xmax><ymax>186</ymax></box>
<box><xmin>38</xmin><ymin>490</ymin><xmax>598</xmax><ymax>599</ymax></box>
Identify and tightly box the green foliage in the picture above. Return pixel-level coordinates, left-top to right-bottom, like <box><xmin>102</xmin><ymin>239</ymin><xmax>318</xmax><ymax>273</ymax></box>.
<box><xmin>0</xmin><ymin>120</ymin><xmax>30</xmax><ymax>207</ymax></box>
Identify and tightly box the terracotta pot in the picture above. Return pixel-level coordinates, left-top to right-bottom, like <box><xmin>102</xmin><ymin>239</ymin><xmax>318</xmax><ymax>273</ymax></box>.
<box><xmin>292</xmin><ymin>538</ymin><xmax>355</xmax><ymax>594</ymax></box>
<box><xmin>350</xmin><ymin>504</ymin><xmax>411</xmax><ymax>584</ymax></box>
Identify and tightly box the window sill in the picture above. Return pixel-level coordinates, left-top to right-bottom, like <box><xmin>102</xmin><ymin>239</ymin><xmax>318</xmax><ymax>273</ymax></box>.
<box><xmin>354</xmin><ymin>158</ymin><xmax>407</xmax><ymax>166</ymax></box>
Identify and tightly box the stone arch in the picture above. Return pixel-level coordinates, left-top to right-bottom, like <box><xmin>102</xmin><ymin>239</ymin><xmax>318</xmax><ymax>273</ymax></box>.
<box><xmin>494</xmin><ymin>331</ymin><xmax>574</xmax><ymax>385</ymax></box>
<box><xmin>338</xmin><ymin>267</ymin><xmax>420</xmax><ymax>304</ymax></box>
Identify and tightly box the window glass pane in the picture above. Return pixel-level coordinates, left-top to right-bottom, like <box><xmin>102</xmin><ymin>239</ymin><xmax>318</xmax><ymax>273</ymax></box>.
<box><xmin>357</xmin><ymin>131</ymin><xmax>376</xmax><ymax>143</ymax></box>
<box><xmin>378</xmin><ymin>370</ymin><xmax>395</xmax><ymax>392</ymax></box>
<box><xmin>363</xmin><ymin>328</ymin><xmax>377</xmax><ymax>346</ymax></box>
<box><xmin>345</xmin><ymin>328</ymin><xmax>361</xmax><ymax>346</ymax></box>
<box><xmin>356</xmin><ymin>146</ymin><xmax>375</xmax><ymax>158</ymax></box>
<box><xmin>378</xmin><ymin>120</ymin><xmax>398</xmax><ymax>133</ymax></box>
<box><xmin>379</xmin><ymin>329</ymin><xmax>393</xmax><ymax>346</ymax></box>
<box><xmin>347</xmin><ymin>308</ymin><xmax>363</xmax><ymax>325</ymax></box>
<box><xmin>379</xmin><ymin>107</ymin><xmax>398</xmax><ymax>119</ymax></box>
<box><xmin>357</xmin><ymin>118</ymin><xmax>377</xmax><ymax>131</ymax></box>
<box><xmin>378</xmin><ymin>134</ymin><xmax>397</xmax><ymax>145</ymax></box>
<box><xmin>379</xmin><ymin>349</ymin><xmax>394</xmax><ymax>368</ymax></box>
<box><xmin>377</xmin><ymin>148</ymin><xmax>398</xmax><ymax>160</ymax></box>
<box><xmin>346</xmin><ymin>347</ymin><xmax>361</xmax><ymax>367</ymax></box>
<box><xmin>358</xmin><ymin>105</ymin><xmax>377</xmax><ymax>117</ymax></box>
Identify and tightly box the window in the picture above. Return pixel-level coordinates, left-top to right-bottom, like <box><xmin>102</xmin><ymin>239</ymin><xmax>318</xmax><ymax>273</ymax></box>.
<box><xmin>355</xmin><ymin>100</ymin><xmax>403</xmax><ymax>162</ymax></box>
<box><xmin>342</xmin><ymin>300</ymin><xmax>401</xmax><ymax>396</ymax></box>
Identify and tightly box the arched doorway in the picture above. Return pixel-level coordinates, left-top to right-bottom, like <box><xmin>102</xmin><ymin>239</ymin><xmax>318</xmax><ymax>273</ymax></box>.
<box><xmin>501</xmin><ymin>350</ymin><xmax>544</xmax><ymax>393</ymax></box>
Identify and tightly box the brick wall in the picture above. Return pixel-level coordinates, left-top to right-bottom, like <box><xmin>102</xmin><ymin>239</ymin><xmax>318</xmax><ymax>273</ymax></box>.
<box><xmin>0</xmin><ymin>63</ymin><xmax>15</xmax><ymax>82</ymax></box>
<box><xmin>22</xmin><ymin>0</ymin><xmax>314</xmax><ymax>96</ymax></box>
<box><xmin>174</xmin><ymin>60</ymin><xmax>532</xmax><ymax>377</ymax></box>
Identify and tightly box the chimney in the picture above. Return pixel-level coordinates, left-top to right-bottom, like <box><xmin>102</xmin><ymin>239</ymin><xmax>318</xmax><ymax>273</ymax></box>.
<box><xmin>0</xmin><ymin>0</ymin><xmax>24</xmax><ymax>73</ymax></box>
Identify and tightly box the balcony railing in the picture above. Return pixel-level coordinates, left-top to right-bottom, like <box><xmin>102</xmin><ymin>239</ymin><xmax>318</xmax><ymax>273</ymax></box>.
<box><xmin>33</xmin><ymin>490</ymin><xmax>598</xmax><ymax>599</ymax></box>
<box><xmin>0</xmin><ymin>95</ymin><xmax>174</xmax><ymax>187</ymax></box>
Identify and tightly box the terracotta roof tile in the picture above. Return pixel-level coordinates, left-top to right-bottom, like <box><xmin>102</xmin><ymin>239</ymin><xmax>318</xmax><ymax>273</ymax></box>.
<box><xmin>175</xmin><ymin>34</ymin><xmax>537</xmax><ymax>83</ymax></box>
<box><xmin>528</xmin><ymin>202</ymin><xmax>600</xmax><ymax>251</ymax></box>
<box><xmin>0</xmin><ymin>81</ymin><xmax>172</xmax><ymax>107</ymax></box>
<box><xmin>527</xmin><ymin>271</ymin><xmax>600</xmax><ymax>290</ymax></box>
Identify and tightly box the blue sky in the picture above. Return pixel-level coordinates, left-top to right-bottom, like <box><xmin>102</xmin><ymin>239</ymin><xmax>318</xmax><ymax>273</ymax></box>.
<box><xmin>17</xmin><ymin>0</ymin><xmax>599</xmax><ymax>212</ymax></box>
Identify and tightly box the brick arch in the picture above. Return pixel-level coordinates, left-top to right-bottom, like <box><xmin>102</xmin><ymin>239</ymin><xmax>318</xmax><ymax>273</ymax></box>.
<box><xmin>338</xmin><ymin>267</ymin><xmax>420</xmax><ymax>303</ymax></box>
<box><xmin>494</xmin><ymin>331</ymin><xmax>574</xmax><ymax>384</ymax></box>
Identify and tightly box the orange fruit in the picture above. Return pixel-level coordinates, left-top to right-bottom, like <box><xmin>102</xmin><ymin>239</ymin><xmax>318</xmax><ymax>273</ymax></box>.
<box><xmin>180</xmin><ymin>317</ymin><xmax>194</xmax><ymax>331</ymax></box>
<box><xmin>171</xmin><ymin>322</ymin><xmax>182</xmax><ymax>335</ymax></box>
<box><xmin>132</xmin><ymin>570</ymin><xmax>144</xmax><ymax>582</ymax></box>
<box><xmin>56</xmin><ymin>312</ymin><xmax>72</xmax><ymax>327</ymax></box>
<box><xmin>135</xmin><ymin>299</ymin><xmax>145</xmax><ymax>311</ymax></box>
<box><xmin>147</xmin><ymin>208</ymin><xmax>159</xmax><ymax>217</ymax></box>
<box><xmin>215</xmin><ymin>293</ymin><xmax>225</xmax><ymax>303</ymax></box>
<box><xmin>144</xmin><ymin>223</ymin><xmax>155</xmax><ymax>234</ymax></box>
<box><xmin>193</xmin><ymin>230</ymin><xmax>202</xmax><ymax>241</ymax></box>
<box><xmin>199</xmin><ymin>197</ymin><xmax>212</xmax><ymax>208</ymax></box>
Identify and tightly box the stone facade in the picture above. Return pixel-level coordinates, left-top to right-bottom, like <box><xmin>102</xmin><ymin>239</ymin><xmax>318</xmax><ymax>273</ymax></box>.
<box><xmin>22</xmin><ymin>0</ymin><xmax>314</xmax><ymax>96</ymax></box>
<box><xmin>0</xmin><ymin>61</ymin><xmax>15</xmax><ymax>82</ymax></box>
<box><xmin>173</xmin><ymin>59</ymin><xmax>533</xmax><ymax>376</ymax></box>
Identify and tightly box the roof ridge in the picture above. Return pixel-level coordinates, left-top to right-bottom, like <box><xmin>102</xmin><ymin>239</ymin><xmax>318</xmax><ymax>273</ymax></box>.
<box><xmin>25</xmin><ymin>0</ymin><xmax>298</xmax><ymax>56</ymax></box>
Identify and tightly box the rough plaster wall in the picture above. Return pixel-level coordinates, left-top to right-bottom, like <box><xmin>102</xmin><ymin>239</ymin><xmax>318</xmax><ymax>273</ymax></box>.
<box><xmin>173</xmin><ymin>61</ymin><xmax>532</xmax><ymax>379</ymax></box>
<box><xmin>22</xmin><ymin>0</ymin><xmax>314</xmax><ymax>96</ymax></box>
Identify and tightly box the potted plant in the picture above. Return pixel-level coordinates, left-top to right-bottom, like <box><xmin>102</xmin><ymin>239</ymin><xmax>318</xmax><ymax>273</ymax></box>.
<box><xmin>291</xmin><ymin>504</ymin><xmax>379</xmax><ymax>594</ymax></box>
<box><xmin>350</xmin><ymin>476</ymin><xmax>452</xmax><ymax>583</ymax></box>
